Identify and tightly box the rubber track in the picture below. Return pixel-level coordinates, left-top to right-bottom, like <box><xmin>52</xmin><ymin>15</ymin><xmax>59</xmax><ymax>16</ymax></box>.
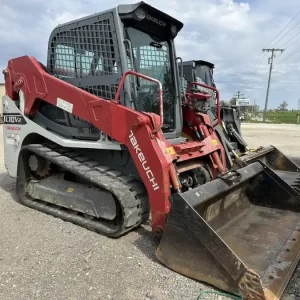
<box><xmin>18</xmin><ymin>143</ymin><xmax>149</xmax><ymax>238</ymax></box>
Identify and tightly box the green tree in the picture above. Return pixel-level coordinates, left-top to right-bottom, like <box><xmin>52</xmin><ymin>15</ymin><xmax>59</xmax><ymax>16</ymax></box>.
<box><xmin>251</xmin><ymin>104</ymin><xmax>260</xmax><ymax>112</ymax></box>
<box><xmin>278</xmin><ymin>101</ymin><xmax>288</xmax><ymax>111</ymax></box>
<box><xmin>220</xmin><ymin>100</ymin><xmax>229</xmax><ymax>106</ymax></box>
<box><xmin>229</xmin><ymin>97</ymin><xmax>237</xmax><ymax>105</ymax></box>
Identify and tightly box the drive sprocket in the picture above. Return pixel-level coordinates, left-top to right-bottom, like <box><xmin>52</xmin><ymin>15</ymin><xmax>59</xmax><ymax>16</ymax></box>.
<box><xmin>28</xmin><ymin>154</ymin><xmax>52</xmax><ymax>179</ymax></box>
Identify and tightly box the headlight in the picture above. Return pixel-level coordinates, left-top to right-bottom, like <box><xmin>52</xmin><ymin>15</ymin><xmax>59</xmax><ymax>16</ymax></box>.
<box><xmin>170</xmin><ymin>24</ymin><xmax>177</xmax><ymax>36</ymax></box>
<box><xmin>135</xmin><ymin>8</ymin><xmax>146</xmax><ymax>20</ymax></box>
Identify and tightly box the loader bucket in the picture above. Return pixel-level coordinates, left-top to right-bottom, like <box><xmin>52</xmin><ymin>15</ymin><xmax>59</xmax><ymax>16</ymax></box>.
<box><xmin>156</xmin><ymin>161</ymin><xmax>300</xmax><ymax>300</ymax></box>
<box><xmin>239</xmin><ymin>146</ymin><xmax>300</xmax><ymax>190</ymax></box>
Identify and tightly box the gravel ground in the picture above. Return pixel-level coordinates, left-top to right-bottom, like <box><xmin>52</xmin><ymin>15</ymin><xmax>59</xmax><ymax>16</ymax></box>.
<box><xmin>240</xmin><ymin>123</ymin><xmax>300</xmax><ymax>157</ymax></box>
<box><xmin>0</xmin><ymin>123</ymin><xmax>299</xmax><ymax>300</ymax></box>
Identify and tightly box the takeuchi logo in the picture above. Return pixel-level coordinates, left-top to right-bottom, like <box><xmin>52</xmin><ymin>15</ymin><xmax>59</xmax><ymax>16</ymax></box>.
<box><xmin>145</xmin><ymin>14</ymin><xmax>167</xmax><ymax>27</ymax></box>
<box><xmin>129</xmin><ymin>130</ymin><xmax>160</xmax><ymax>191</ymax></box>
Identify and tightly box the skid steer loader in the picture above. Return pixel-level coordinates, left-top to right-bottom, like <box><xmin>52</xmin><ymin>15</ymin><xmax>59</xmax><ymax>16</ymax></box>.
<box><xmin>180</xmin><ymin>59</ymin><xmax>300</xmax><ymax>191</ymax></box>
<box><xmin>2</xmin><ymin>2</ymin><xmax>300</xmax><ymax>299</ymax></box>
<box><xmin>179</xmin><ymin>59</ymin><xmax>248</xmax><ymax>164</ymax></box>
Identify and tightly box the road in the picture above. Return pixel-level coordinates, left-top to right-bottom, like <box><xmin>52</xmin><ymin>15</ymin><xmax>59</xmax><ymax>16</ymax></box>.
<box><xmin>0</xmin><ymin>123</ymin><xmax>299</xmax><ymax>300</ymax></box>
<box><xmin>241</xmin><ymin>123</ymin><xmax>300</xmax><ymax>158</ymax></box>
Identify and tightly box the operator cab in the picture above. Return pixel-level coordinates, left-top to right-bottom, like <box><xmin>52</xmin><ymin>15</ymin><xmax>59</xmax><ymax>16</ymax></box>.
<box><xmin>46</xmin><ymin>1</ymin><xmax>184</xmax><ymax>140</ymax></box>
<box><xmin>118</xmin><ymin>3</ymin><xmax>183</xmax><ymax>134</ymax></box>
<box><xmin>181</xmin><ymin>60</ymin><xmax>216</xmax><ymax>95</ymax></box>
<box><xmin>180</xmin><ymin>60</ymin><xmax>217</xmax><ymax>113</ymax></box>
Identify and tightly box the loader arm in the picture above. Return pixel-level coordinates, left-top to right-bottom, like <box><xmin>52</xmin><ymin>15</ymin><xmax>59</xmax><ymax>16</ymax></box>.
<box><xmin>4</xmin><ymin>55</ymin><xmax>176</xmax><ymax>231</ymax></box>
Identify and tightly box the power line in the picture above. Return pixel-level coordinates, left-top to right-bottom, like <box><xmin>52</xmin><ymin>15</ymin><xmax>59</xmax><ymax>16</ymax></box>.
<box><xmin>274</xmin><ymin>46</ymin><xmax>300</xmax><ymax>70</ymax></box>
<box><xmin>239</xmin><ymin>10</ymin><xmax>300</xmax><ymax>100</ymax></box>
<box><xmin>267</xmin><ymin>9</ymin><xmax>300</xmax><ymax>46</ymax></box>
<box><xmin>272</xmin><ymin>18</ymin><xmax>300</xmax><ymax>46</ymax></box>
<box><xmin>240</xmin><ymin>10</ymin><xmax>300</xmax><ymax>92</ymax></box>
<box><xmin>247</xmin><ymin>29</ymin><xmax>300</xmax><ymax>99</ymax></box>
<box><xmin>239</xmin><ymin>51</ymin><xmax>265</xmax><ymax>88</ymax></box>
<box><xmin>247</xmin><ymin>71</ymin><xmax>270</xmax><ymax>101</ymax></box>
<box><xmin>242</xmin><ymin>60</ymin><xmax>270</xmax><ymax>93</ymax></box>
<box><xmin>246</xmin><ymin>45</ymin><xmax>299</xmax><ymax>99</ymax></box>
<box><xmin>278</xmin><ymin>30</ymin><xmax>300</xmax><ymax>49</ymax></box>
<box><xmin>240</xmin><ymin>51</ymin><xmax>267</xmax><ymax>91</ymax></box>
<box><xmin>276</xmin><ymin>41</ymin><xmax>300</xmax><ymax>64</ymax></box>
<box><xmin>272</xmin><ymin>41</ymin><xmax>300</xmax><ymax>70</ymax></box>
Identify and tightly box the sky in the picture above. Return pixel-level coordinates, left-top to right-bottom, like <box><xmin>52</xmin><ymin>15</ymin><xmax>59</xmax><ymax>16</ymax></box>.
<box><xmin>1</xmin><ymin>0</ymin><xmax>300</xmax><ymax>110</ymax></box>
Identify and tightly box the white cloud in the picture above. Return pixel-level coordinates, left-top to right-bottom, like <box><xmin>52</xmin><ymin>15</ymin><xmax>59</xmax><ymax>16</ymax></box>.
<box><xmin>1</xmin><ymin>0</ymin><xmax>300</xmax><ymax>109</ymax></box>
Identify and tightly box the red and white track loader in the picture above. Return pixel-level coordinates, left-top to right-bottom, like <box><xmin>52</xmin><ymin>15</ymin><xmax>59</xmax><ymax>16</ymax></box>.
<box><xmin>2</xmin><ymin>2</ymin><xmax>300</xmax><ymax>299</ymax></box>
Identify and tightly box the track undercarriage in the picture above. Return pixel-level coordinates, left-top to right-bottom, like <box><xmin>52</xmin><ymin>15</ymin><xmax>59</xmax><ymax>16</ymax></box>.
<box><xmin>17</xmin><ymin>143</ymin><xmax>149</xmax><ymax>238</ymax></box>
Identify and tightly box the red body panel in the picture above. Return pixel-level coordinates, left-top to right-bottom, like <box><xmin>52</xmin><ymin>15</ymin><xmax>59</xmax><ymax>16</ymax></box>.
<box><xmin>3</xmin><ymin>55</ymin><xmax>226</xmax><ymax>233</ymax></box>
<box><xmin>182</xmin><ymin>107</ymin><xmax>226</xmax><ymax>175</ymax></box>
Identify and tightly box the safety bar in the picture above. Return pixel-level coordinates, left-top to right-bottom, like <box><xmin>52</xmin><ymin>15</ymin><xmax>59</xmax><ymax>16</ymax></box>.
<box><xmin>114</xmin><ymin>70</ymin><xmax>163</xmax><ymax>133</ymax></box>
<box><xmin>176</xmin><ymin>57</ymin><xmax>187</xmax><ymax>104</ymax></box>
<box><xmin>123</xmin><ymin>40</ymin><xmax>137</xmax><ymax>107</ymax></box>
<box><xmin>187</xmin><ymin>82</ymin><xmax>221</xmax><ymax>126</ymax></box>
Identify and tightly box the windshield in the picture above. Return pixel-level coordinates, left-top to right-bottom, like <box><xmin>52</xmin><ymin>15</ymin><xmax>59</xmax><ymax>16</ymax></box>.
<box><xmin>195</xmin><ymin>65</ymin><xmax>214</xmax><ymax>87</ymax></box>
<box><xmin>193</xmin><ymin>64</ymin><xmax>216</xmax><ymax>102</ymax></box>
<box><xmin>125</xmin><ymin>27</ymin><xmax>175</xmax><ymax>131</ymax></box>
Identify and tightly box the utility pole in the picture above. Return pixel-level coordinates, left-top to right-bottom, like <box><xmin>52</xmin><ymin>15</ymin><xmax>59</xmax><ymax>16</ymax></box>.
<box><xmin>262</xmin><ymin>48</ymin><xmax>284</xmax><ymax>122</ymax></box>
<box><xmin>234</xmin><ymin>91</ymin><xmax>244</xmax><ymax>99</ymax></box>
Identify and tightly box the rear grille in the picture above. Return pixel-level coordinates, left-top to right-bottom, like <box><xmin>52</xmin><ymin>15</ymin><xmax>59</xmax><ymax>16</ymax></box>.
<box><xmin>81</xmin><ymin>84</ymin><xmax>119</xmax><ymax>100</ymax></box>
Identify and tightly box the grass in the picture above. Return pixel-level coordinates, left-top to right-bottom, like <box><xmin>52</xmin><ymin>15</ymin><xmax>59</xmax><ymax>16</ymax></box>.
<box><xmin>244</xmin><ymin>111</ymin><xmax>300</xmax><ymax>124</ymax></box>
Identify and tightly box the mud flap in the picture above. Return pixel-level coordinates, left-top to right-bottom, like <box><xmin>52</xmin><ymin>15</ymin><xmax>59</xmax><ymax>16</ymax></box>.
<box><xmin>156</xmin><ymin>162</ymin><xmax>300</xmax><ymax>300</ymax></box>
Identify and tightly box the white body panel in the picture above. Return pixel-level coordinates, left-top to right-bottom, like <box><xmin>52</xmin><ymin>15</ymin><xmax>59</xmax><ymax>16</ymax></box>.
<box><xmin>2</xmin><ymin>95</ymin><xmax>122</xmax><ymax>178</ymax></box>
